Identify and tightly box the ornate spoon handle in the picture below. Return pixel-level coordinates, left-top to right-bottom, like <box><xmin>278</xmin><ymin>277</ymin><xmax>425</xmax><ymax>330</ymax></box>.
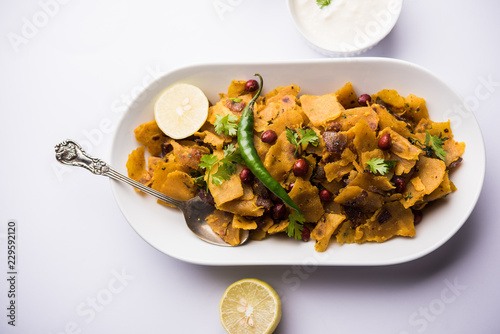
<box><xmin>54</xmin><ymin>139</ymin><xmax>185</xmax><ymax>208</ymax></box>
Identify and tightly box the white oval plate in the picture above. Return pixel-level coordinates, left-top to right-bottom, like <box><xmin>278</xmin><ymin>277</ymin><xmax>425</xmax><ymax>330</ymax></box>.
<box><xmin>110</xmin><ymin>58</ymin><xmax>485</xmax><ymax>266</ymax></box>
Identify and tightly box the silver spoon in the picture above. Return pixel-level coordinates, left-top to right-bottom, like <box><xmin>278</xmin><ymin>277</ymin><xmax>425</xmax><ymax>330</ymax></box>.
<box><xmin>54</xmin><ymin>139</ymin><xmax>249</xmax><ymax>246</ymax></box>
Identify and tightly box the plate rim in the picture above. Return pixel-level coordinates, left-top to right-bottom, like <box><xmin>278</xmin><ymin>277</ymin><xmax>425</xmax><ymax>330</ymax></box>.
<box><xmin>108</xmin><ymin>57</ymin><xmax>486</xmax><ymax>266</ymax></box>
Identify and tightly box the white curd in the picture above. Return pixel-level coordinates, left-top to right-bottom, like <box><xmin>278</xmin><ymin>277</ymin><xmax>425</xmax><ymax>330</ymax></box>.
<box><xmin>289</xmin><ymin>0</ymin><xmax>403</xmax><ymax>55</ymax></box>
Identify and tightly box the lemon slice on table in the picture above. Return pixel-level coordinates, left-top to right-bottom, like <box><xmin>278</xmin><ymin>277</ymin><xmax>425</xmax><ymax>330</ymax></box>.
<box><xmin>219</xmin><ymin>278</ymin><xmax>282</xmax><ymax>334</ymax></box>
<box><xmin>154</xmin><ymin>83</ymin><xmax>209</xmax><ymax>139</ymax></box>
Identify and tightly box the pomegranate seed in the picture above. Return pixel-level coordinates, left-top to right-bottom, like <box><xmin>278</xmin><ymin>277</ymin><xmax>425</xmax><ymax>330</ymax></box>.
<box><xmin>358</xmin><ymin>94</ymin><xmax>372</xmax><ymax>106</ymax></box>
<box><xmin>319</xmin><ymin>189</ymin><xmax>333</xmax><ymax>202</ymax></box>
<box><xmin>293</xmin><ymin>159</ymin><xmax>308</xmax><ymax>177</ymax></box>
<box><xmin>378</xmin><ymin>133</ymin><xmax>391</xmax><ymax>150</ymax></box>
<box><xmin>239</xmin><ymin>168</ymin><xmax>253</xmax><ymax>183</ymax></box>
<box><xmin>301</xmin><ymin>226</ymin><xmax>310</xmax><ymax>242</ymax></box>
<box><xmin>272</xmin><ymin>203</ymin><xmax>287</xmax><ymax>220</ymax></box>
<box><xmin>261</xmin><ymin>130</ymin><xmax>277</xmax><ymax>144</ymax></box>
<box><xmin>245</xmin><ymin>79</ymin><xmax>259</xmax><ymax>92</ymax></box>
<box><xmin>412</xmin><ymin>209</ymin><xmax>423</xmax><ymax>225</ymax></box>
<box><xmin>394</xmin><ymin>177</ymin><xmax>406</xmax><ymax>193</ymax></box>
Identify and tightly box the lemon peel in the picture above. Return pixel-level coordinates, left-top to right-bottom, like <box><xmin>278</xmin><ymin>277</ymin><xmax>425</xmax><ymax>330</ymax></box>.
<box><xmin>219</xmin><ymin>278</ymin><xmax>282</xmax><ymax>334</ymax></box>
<box><xmin>154</xmin><ymin>83</ymin><xmax>209</xmax><ymax>139</ymax></box>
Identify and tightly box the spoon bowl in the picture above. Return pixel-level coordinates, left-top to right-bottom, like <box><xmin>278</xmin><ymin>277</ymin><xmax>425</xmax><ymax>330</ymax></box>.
<box><xmin>54</xmin><ymin>139</ymin><xmax>249</xmax><ymax>247</ymax></box>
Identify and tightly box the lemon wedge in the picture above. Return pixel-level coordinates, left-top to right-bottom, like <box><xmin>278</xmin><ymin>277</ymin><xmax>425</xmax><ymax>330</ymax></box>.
<box><xmin>219</xmin><ymin>278</ymin><xmax>282</xmax><ymax>334</ymax></box>
<box><xmin>154</xmin><ymin>83</ymin><xmax>209</xmax><ymax>139</ymax></box>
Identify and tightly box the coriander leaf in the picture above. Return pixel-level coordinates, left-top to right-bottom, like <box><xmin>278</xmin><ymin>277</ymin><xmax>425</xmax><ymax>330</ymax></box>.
<box><xmin>212</xmin><ymin>166</ymin><xmax>231</xmax><ymax>183</ymax></box>
<box><xmin>285</xmin><ymin>127</ymin><xmax>299</xmax><ymax>147</ymax></box>
<box><xmin>384</xmin><ymin>160</ymin><xmax>398</xmax><ymax>170</ymax></box>
<box><xmin>366</xmin><ymin>158</ymin><xmax>387</xmax><ymax>174</ymax></box>
<box><xmin>232</xmin><ymin>153</ymin><xmax>244</xmax><ymax>164</ymax></box>
<box><xmin>210</xmin><ymin>174</ymin><xmax>224</xmax><ymax>186</ymax></box>
<box><xmin>199</xmin><ymin>144</ymin><xmax>243</xmax><ymax>189</ymax></box>
<box><xmin>286</xmin><ymin>212</ymin><xmax>305</xmax><ymax>240</ymax></box>
<box><xmin>199</xmin><ymin>154</ymin><xmax>218</xmax><ymax>169</ymax></box>
<box><xmin>228</xmin><ymin>97</ymin><xmax>242</xmax><ymax>103</ymax></box>
<box><xmin>316</xmin><ymin>0</ymin><xmax>331</xmax><ymax>9</ymax></box>
<box><xmin>366</xmin><ymin>158</ymin><xmax>397</xmax><ymax>175</ymax></box>
<box><xmin>424</xmin><ymin>131</ymin><xmax>447</xmax><ymax>161</ymax></box>
<box><xmin>220</xmin><ymin>160</ymin><xmax>236</xmax><ymax>176</ymax></box>
<box><xmin>286</xmin><ymin>127</ymin><xmax>320</xmax><ymax>156</ymax></box>
<box><xmin>223</xmin><ymin>144</ymin><xmax>244</xmax><ymax>164</ymax></box>
<box><xmin>214</xmin><ymin>114</ymin><xmax>239</xmax><ymax>136</ymax></box>
<box><xmin>297</xmin><ymin>128</ymin><xmax>320</xmax><ymax>147</ymax></box>
<box><xmin>193</xmin><ymin>175</ymin><xmax>206</xmax><ymax>187</ymax></box>
<box><xmin>199</xmin><ymin>154</ymin><xmax>218</xmax><ymax>190</ymax></box>
<box><xmin>408</xmin><ymin>136</ymin><xmax>434</xmax><ymax>158</ymax></box>
<box><xmin>424</xmin><ymin>131</ymin><xmax>431</xmax><ymax>146</ymax></box>
<box><xmin>223</xmin><ymin>143</ymin><xmax>237</xmax><ymax>157</ymax></box>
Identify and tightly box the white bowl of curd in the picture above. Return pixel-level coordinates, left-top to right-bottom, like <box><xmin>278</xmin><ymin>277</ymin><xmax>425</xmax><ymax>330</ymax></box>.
<box><xmin>288</xmin><ymin>0</ymin><xmax>403</xmax><ymax>56</ymax></box>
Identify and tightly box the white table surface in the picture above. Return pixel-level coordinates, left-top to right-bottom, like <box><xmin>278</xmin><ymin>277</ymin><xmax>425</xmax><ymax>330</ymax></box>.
<box><xmin>1</xmin><ymin>0</ymin><xmax>499</xmax><ymax>333</ymax></box>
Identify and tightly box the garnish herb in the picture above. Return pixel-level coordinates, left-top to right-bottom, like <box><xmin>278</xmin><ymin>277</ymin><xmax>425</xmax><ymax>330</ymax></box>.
<box><xmin>316</xmin><ymin>0</ymin><xmax>331</xmax><ymax>9</ymax></box>
<box><xmin>407</xmin><ymin>131</ymin><xmax>447</xmax><ymax>161</ymax></box>
<box><xmin>366</xmin><ymin>158</ymin><xmax>397</xmax><ymax>175</ymax></box>
<box><xmin>424</xmin><ymin>131</ymin><xmax>447</xmax><ymax>161</ymax></box>
<box><xmin>228</xmin><ymin>97</ymin><xmax>242</xmax><ymax>103</ymax></box>
<box><xmin>286</xmin><ymin>127</ymin><xmax>320</xmax><ymax>156</ymax></box>
<box><xmin>193</xmin><ymin>175</ymin><xmax>206</xmax><ymax>187</ymax></box>
<box><xmin>214</xmin><ymin>114</ymin><xmax>239</xmax><ymax>136</ymax></box>
<box><xmin>199</xmin><ymin>144</ymin><xmax>243</xmax><ymax>188</ymax></box>
<box><xmin>286</xmin><ymin>211</ymin><xmax>305</xmax><ymax>240</ymax></box>
<box><xmin>191</xmin><ymin>170</ymin><xmax>206</xmax><ymax>187</ymax></box>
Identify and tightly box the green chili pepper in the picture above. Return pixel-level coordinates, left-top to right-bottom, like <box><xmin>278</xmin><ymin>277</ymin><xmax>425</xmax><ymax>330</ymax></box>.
<box><xmin>237</xmin><ymin>74</ymin><xmax>301</xmax><ymax>214</ymax></box>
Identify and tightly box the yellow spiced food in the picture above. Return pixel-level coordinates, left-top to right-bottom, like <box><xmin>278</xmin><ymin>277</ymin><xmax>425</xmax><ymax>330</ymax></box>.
<box><xmin>126</xmin><ymin>79</ymin><xmax>465</xmax><ymax>251</ymax></box>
